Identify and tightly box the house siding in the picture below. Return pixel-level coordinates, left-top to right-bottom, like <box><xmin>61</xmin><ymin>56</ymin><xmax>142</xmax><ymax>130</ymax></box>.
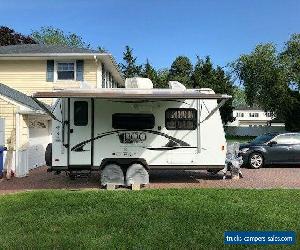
<box><xmin>0</xmin><ymin>59</ymin><xmax>98</xmax><ymax>146</ymax></box>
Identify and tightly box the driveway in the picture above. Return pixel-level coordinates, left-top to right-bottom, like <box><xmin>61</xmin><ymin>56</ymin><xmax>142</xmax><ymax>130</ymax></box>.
<box><xmin>0</xmin><ymin>167</ymin><xmax>300</xmax><ymax>194</ymax></box>
<box><xmin>1</xmin><ymin>166</ymin><xmax>299</xmax><ymax>194</ymax></box>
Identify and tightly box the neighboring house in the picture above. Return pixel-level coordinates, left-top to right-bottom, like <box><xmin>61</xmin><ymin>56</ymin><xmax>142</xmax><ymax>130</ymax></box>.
<box><xmin>0</xmin><ymin>44</ymin><xmax>124</xmax><ymax>177</ymax></box>
<box><xmin>226</xmin><ymin>105</ymin><xmax>285</xmax><ymax>136</ymax></box>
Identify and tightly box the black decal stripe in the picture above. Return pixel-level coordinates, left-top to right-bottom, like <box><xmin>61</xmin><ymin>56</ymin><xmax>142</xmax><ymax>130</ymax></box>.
<box><xmin>71</xmin><ymin>129</ymin><xmax>190</xmax><ymax>151</ymax></box>
<box><xmin>146</xmin><ymin>146</ymin><xmax>197</xmax><ymax>151</ymax></box>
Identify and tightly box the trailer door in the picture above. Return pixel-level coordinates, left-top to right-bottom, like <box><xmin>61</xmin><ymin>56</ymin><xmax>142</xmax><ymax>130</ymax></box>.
<box><xmin>69</xmin><ymin>98</ymin><xmax>92</xmax><ymax>166</ymax></box>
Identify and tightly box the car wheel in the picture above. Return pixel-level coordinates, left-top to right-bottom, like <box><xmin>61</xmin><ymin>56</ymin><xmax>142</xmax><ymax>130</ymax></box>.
<box><xmin>249</xmin><ymin>153</ymin><xmax>264</xmax><ymax>169</ymax></box>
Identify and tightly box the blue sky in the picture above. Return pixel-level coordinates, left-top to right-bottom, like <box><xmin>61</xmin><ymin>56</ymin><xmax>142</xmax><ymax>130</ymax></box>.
<box><xmin>0</xmin><ymin>0</ymin><xmax>299</xmax><ymax>69</ymax></box>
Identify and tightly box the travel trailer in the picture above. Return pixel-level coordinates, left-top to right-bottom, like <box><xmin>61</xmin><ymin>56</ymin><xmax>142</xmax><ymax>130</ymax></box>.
<box><xmin>32</xmin><ymin>78</ymin><xmax>231</xmax><ymax>186</ymax></box>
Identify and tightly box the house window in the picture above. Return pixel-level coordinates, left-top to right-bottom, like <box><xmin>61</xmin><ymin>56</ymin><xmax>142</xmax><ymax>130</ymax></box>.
<box><xmin>74</xmin><ymin>101</ymin><xmax>88</xmax><ymax>126</ymax></box>
<box><xmin>249</xmin><ymin>113</ymin><xmax>259</xmax><ymax>117</ymax></box>
<box><xmin>266</xmin><ymin>112</ymin><xmax>272</xmax><ymax>117</ymax></box>
<box><xmin>57</xmin><ymin>62</ymin><xmax>75</xmax><ymax>80</ymax></box>
<box><xmin>112</xmin><ymin>113</ymin><xmax>155</xmax><ymax>129</ymax></box>
<box><xmin>165</xmin><ymin>108</ymin><xmax>197</xmax><ymax>130</ymax></box>
<box><xmin>236</xmin><ymin>112</ymin><xmax>244</xmax><ymax>117</ymax></box>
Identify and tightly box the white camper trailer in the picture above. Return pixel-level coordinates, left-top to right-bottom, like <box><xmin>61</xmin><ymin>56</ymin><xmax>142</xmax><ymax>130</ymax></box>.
<box><xmin>32</xmin><ymin>79</ymin><xmax>231</xmax><ymax>186</ymax></box>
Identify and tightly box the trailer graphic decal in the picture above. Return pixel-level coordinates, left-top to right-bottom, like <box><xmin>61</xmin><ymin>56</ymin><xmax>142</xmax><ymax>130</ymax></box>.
<box><xmin>71</xmin><ymin>129</ymin><xmax>195</xmax><ymax>152</ymax></box>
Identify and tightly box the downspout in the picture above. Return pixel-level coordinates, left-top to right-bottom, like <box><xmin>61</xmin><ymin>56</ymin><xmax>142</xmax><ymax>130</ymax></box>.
<box><xmin>15</xmin><ymin>112</ymin><xmax>20</xmax><ymax>178</ymax></box>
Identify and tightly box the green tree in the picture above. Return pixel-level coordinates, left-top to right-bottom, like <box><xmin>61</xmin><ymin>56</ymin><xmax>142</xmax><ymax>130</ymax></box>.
<box><xmin>232</xmin><ymin>87</ymin><xmax>247</xmax><ymax>107</ymax></box>
<box><xmin>168</xmin><ymin>56</ymin><xmax>193</xmax><ymax>87</ymax></box>
<box><xmin>31</xmin><ymin>26</ymin><xmax>90</xmax><ymax>48</ymax></box>
<box><xmin>192</xmin><ymin>56</ymin><xmax>234</xmax><ymax>124</ymax></box>
<box><xmin>0</xmin><ymin>26</ymin><xmax>36</xmax><ymax>46</ymax></box>
<box><xmin>280</xmin><ymin>33</ymin><xmax>300</xmax><ymax>89</ymax></box>
<box><xmin>156</xmin><ymin>69</ymin><xmax>169</xmax><ymax>88</ymax></box>
<box><xmin>141</xmin><ymin>59</ymin><xmax>158</xmax><ymax>83</ymax></box>
<box><xmin>280</xmin><ymin>34</ymin><xmax>300</xmax><ymax>130</ymax></box>
<box><xmin>191</xmin><ymin>56</ymin><xmax>215</xmax><ymax>88</ymax></box>
<box><xmin>119</xmin><ymin>46</ymin><xmax>142</xmax><ymax>78</ymax></box>
<box><xmin>233</xmin><ymin>43</ymin><xmax>291</xmax><ymax>119</ymax></box>
<box><xmin>233</xmin><ymin>42</ymin><xmax>300</xmax><ymax>131</ymax></box>
<box><xmin>97</xmin><ymin>46</ymin><xmax>107</xmax><ymax>53</ymax></box>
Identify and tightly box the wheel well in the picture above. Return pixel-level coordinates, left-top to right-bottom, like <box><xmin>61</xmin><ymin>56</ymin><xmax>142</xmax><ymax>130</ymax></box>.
<box><xmin>100</xmin><ymin>158</ymin><xmax>149</xmax><ymax>171</ymax></box>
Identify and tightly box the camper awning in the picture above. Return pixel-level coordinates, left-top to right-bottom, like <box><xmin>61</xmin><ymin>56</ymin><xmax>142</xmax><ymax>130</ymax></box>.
<box><xmin>32</xmin><ymin>89</ymin><xmax>232</xmax><ymax>100</ymax></box>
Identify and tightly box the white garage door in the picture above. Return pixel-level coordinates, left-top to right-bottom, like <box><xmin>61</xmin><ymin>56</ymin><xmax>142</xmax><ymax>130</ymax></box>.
<box><xmin>28</xmin><ymin>116</ymin><xmax>51</xmax><ymax>170</ymax></box>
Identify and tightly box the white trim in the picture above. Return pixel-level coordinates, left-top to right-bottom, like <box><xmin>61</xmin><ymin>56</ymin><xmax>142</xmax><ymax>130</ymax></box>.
<box><xmin>54</xmin><ymin>60</ymin><xmax>76</xmax><ymax>82</ymax></box>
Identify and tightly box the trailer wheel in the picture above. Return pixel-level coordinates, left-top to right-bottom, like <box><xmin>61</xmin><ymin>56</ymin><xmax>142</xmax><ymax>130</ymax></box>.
<box><xmin>125</xmin><ymin>163</ymin><xmax>149</xmax><ymax>186</ymax></box>
<box><xmin>45</xmin><ymin>143</ymin><xmax>52</xmax><ymax>166</ymax></box>
<box><xmin>100</xmin><ymin>163</ymin><xmax>125</xmax><ymax>186</ymax></box>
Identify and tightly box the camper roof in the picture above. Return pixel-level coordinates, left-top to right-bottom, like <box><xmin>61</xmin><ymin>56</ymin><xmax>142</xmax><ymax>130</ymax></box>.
<box><xmin>32</xmin><ymin>88</ymin><xmax>231</xmax><ymax>100</ymax></box>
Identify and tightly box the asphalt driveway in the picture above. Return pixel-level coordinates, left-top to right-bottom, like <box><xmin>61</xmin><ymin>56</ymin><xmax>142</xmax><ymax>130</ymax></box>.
<box><xmin>0</xmin><ymin>166</ymin><xmax>299</xmax><ymax>194</ymax></box>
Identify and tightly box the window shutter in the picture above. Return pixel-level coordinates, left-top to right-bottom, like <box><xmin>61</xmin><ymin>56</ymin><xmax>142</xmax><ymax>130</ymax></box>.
<box><xmin>46</xmin><ymin>60</ymin><xmax>54</xmax><ymax>82</ymax></box>
<box><xmin>76</xmin><ymin>60</ymin><xmax>84</xmax><ymax>81</ymax></box>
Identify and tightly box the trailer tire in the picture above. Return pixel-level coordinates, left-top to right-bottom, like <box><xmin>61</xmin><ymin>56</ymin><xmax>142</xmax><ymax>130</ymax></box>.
<box><xmin>125</xmin><ymin>163</ymin><xmax>149</xmax><ymax>186</ymax></box>
<box><xmin>45</xmin><ymin>143</ymin><xmax>52</xmax><ymax>166</ymax></box>
<box><xmin>100</xmin><ymin>163</ymin><xmax>125</xmax><ymax>186</ymax></box>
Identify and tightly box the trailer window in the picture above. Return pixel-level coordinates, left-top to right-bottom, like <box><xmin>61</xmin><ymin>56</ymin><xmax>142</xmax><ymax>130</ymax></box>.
<box><xmin>112</xmin><ymin>113</ymin><xmax>155</xmax><ymax>129</ymax></box>
<box><xmin>165</xmin><ymin>108</ymin><xmax>197</xmax><ymax>130</ymax></box>
<box><xmin>74</xmin><ymin>101</ymin><xmax>88</xmax><ymax>126</ymax></box>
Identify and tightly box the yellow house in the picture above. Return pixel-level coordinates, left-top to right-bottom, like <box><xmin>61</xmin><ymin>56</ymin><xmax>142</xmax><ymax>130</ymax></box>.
<box><xmin>0</xmin><ymin>44</ymin><xmax>124</xmax><ymax>177</ymax></box>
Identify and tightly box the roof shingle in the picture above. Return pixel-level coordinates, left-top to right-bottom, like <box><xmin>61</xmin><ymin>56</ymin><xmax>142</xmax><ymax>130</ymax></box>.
<box><xmin>0</xmin><ymin>44</ymin><xmax>99</xmax><ymax>55</ymax></box>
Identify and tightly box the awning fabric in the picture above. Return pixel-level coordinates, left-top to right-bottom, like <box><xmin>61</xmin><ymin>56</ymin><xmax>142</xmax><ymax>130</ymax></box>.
<box><xmin>33</xmin><ymin>88</ymin><xmax>232</xmax><ymax>100</ymax></box>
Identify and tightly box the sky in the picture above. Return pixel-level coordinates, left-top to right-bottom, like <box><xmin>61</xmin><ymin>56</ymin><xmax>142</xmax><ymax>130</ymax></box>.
<box><xmin>0</xmin><ymin>0</ymin><xmax>299</xmax><ymax>70</ymax></box>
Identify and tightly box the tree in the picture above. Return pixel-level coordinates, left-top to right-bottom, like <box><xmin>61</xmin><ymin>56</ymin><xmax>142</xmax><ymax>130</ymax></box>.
<box><xmin>233</xmin><ymin>43</ymin><xmax>292</xmax><ymax>119</ymax></box>
<box><xmin>280</xmin><ymin>34</ymin><xmax>300</xmax><ymax>130</ymax></box>
<box><xmin>156</xmin><ymin>69</ymin><xmax>169</xmax><ymax>88</ymax></box>
<box><xmin>280</xmin><ymin>33</ymin><xmax>300</xmax><ymax>89</ymax></box>
<box><xmin>31</xmin><ymin>26</ymin><xmax>90</xmax><ymax>48</ymax></box>
<box><xmin>141</xmin><ymin>59</ymin><xmax>158</xmax><ymax>83</ymax></box>
<box><xmin>233</xmin><ymin>42</ymin><xmax>300</xmax><ymax>131</ymax></box>
<box><xmin>119</xmin><ymin>46</ymin><xmax>142</xmax><ymax>78</ymax></box>
<box><xmin>168</xmin><ymin>56</ymin><xmax>193</xmax><ymax>87</ymax></box>
<box><xmin>232</xmin><ymin>87</ymin><xmax>247</xmax><ymax>107</ymax></box>
<box><xmin>192</xmin><ymin>56</ymin><xmax>234</xmax><ymax>124</ymax></box>
<box><xmin>97</xmin><ymin>46</ymin><xmax>107</xmax><ymax>53</ymax></box>
<box><xmin>0</xmin><ymin>26</ymin><xmax>36</xmax><ymax>46</ymax></box>
<box><xmin>191</xmin><ymin>56</ymin><xmax>215</xmax><ymax>88</ymax></box>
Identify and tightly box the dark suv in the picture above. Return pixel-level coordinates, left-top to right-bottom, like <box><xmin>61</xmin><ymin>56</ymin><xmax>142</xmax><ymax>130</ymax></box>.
<box><xmin>239</xmin><ymin>132</ymin><xmax>300</xmax><ymax>168</ymax></box>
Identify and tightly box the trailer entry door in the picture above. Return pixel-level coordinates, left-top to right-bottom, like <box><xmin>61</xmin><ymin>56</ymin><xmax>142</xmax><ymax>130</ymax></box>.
<box><xmin>69</xmin><ymin>98</ymin><xmax>92</xmax><ymax>166</ymax></box>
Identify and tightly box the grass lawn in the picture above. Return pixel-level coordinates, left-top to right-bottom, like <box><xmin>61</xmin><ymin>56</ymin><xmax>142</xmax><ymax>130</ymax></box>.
<box><xmin>0</xmin><ymin>189</ymin><xmax>299</xmax><ymax>249</ymax></box>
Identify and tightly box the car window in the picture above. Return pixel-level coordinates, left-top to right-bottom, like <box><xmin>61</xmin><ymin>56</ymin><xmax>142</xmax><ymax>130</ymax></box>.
<box><xmin>274</xmin><ymin>134</ymin><xmax>295</xmax><ymax>144</ymax></box>
<box><xmin>251</xmin><ymin>134</ymin><xmax>275</xmax><ymax>144</ymax></box>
